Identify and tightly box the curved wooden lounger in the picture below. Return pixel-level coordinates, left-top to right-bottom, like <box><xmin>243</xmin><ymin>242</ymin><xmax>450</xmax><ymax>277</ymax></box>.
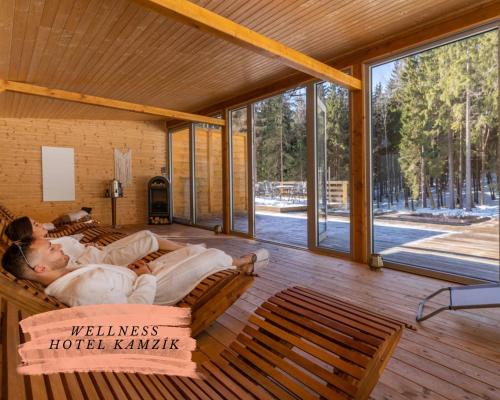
<box><xmin>0</xmin><ymin>241</ymin><xmax>254</xmax><ymax>338</ymax></box>
<box><xmin>1</xmin><ymin>286</ymin><xmax>406</xmax><ymax>399</ymax></box>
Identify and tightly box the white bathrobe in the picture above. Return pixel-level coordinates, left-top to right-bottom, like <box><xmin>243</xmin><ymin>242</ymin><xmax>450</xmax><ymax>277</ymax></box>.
<box><xmin>50</xmin><ymin>230</ymin><xmax>158</xmax><ymax>266</ymax></box>
<box><xmin>44</xmin><ymin>245</ymin><xmax>235</xmax><ymax>307</ymax></box>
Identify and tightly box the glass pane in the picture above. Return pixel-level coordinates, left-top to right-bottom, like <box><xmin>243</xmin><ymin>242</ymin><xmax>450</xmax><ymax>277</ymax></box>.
<box><xmin>194</xmin><ymin>124</ymin><xmax>223</xmax><ymax>228</ymax></box>
<box><xmin>230</xmin><ymin>108</ymin><xmax>249</xmax><ymax>233</ymax></box>
<box><xmin>315</xmin><ymin>82</ymin><xmax>351</xmax><ymax>252</ymax></box>
<box><xmin>171</xmin><ymin>128</ymin><xmax>191</xmax><ymax>221</ymax></box>
<box><xmin>371</xmin><ymin>29</ymin><xmax>499</xmax><ymax>281</ymax></box>
<box><xmin>253</xmin><ymin>87</ymin><xmax>307</xmax><ymax>247</ymax></box>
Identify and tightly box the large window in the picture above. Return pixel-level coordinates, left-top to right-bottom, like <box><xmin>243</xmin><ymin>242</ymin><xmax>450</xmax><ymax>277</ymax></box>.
<box><xmin>253</xmin><ymin>87</ymin><xmax>307</xmax><ymax>247</ymax></box>
<box><xmin>194</xmin><ymin>123</ymin><xmax>223</xmax><ymax>228</ymax></box>
<box><xmin>315</xmin><ymin>81</ymin><xmax>351</xmax><ymax>253</ymax></box>
<box><xmin>370</xmin><ymin>29</ymin><xmax>499</xmax><ymax>281</ymax></box>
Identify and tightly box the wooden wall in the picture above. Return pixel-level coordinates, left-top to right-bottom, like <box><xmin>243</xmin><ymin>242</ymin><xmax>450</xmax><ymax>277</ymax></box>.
<box><xmin>0</xmin><ymin>118</ymin><xmax>167</xmax><ymax>225</ymax></box>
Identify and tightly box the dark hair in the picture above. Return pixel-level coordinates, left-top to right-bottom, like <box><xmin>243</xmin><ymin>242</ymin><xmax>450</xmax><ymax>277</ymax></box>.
<box><xmin>1</xmin><ymin>238</ymin><xmax>35</xmax><ymax>279</ymax></box>
<box><xmin>5</xmin><ymin>216</ymin><xmax>33</xmax><ymax>242</ymax></box>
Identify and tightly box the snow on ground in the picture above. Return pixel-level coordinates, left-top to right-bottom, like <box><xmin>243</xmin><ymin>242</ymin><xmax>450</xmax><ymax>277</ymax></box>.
<box><xmin>374</xmin><ymin>199</ymin><xmax>499</xmax><ymax>218</ymax></box>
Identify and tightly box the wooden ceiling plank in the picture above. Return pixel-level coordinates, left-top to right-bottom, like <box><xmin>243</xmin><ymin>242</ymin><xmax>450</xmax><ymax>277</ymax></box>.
<box><xmin>26</xmin><ymin>0</ymin><xmax>76</xmax><ymax>117</ymax></box>
<box><xmin>133</xmin><ymin>0</ymin><xmax>362</xmax><ymax>90</ymax></box>
<box><xmin>48</xmin><ymin>1</ymin><xmax>133</xmax><ymax>118</ymax></box>
<box><xmin>86</xmin><ymin>11</ymin><xmax>160</xmax><ymax>94</ymax></box>
<box><xmin>88</xmin><ymin>13</ymin><xmax>175</xmax><ymax>103</ymax></box>
<box><xmin>25</xmin><ymin>0</ymin><xmax>63</xmax><ymax>82</ymax></box>
<box><xmin>2</xmin><ymin>80</ymin><xmax>225</xmax><ymax>125</ymax></box>
<box><xmin>110</xmin><ymin>0</ymin><xmax>266</xmax><ymax>102</ymax></box>
<box><xmin>9</xmin><ymin>0</ymin><xmax>31</xmax><ymax>117</ymax></box>
<box><xmin>16</xmin><ymin>0</ymin><xmax>52</xmax><ymax>117</ymax></box>
<box><xmin>65</xmin><ymin>4</ymin><xmax>140</xmax><ymax>93</ymax></box>
<box><xmin>43</xmin><ymin>0</ymin><xmax>101</xmax><ymax>118</ymax></box>
<box><xmin>47</xmin><ymin>0</ymin><xmax>97</xmax><ymax>88</ymax></box>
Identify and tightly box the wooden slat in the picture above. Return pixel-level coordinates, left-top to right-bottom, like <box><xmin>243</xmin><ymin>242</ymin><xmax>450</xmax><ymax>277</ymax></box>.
<box><xmin>229</xmin><ymin>341</ymin><xmax>317</xmax><ymax>400</ymax></box>
<box><xmin>247</xmin><ymin>313</ymin><xmax>365</xmax><ymax>380</ymax></box>
<box><xmin>255</xmin><ymin>304</ymin><xmax>371</xmax><ymax>366</ymax></box>
<box><xmin>237</xmin><ymin>333</ymin><xmax>348</xmax><ymax>400</ymax></box>
<box><xmin>1</xmin><ymin>79</ymin><xmax>225</xmax><ymax>125</ymax></box>
<box><xmin>220</xmin><ymin>349</ymin><xmax>295</xmax><ymax>400</ymax></box>
<box><xmin>241</xmin><ymin>325</ymin><xmax>357</xmax><ymax>397</ymax></box>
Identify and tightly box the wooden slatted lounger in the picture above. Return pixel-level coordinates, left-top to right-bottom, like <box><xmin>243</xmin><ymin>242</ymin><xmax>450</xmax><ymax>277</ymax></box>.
<box><xmin>0</xmin><ymin>212</ymin><xmax>254</xmax><ymax>337</ymax></box>
<box><xmin>0</xmin><ymin>286</ymin><xmax>407</xmax><ymax>399</ymax></box>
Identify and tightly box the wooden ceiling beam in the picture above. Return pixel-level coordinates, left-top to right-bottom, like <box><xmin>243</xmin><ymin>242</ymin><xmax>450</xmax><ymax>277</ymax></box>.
<box><xmin>134</xmin><ymin>0</ymin><xmax>362</xmax><ymax>91</ymax></box>
<box><xmin>0</xmin><ymin>80</ymin><xmax>225</xmax><ymax>126</ymax></box>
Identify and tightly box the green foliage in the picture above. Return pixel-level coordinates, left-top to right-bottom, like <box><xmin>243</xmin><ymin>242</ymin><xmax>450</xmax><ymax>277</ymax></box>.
<box><xmin>372</xmin><ymin>29</ymin><xmax>498</xmax><ymax>207</ymax></box>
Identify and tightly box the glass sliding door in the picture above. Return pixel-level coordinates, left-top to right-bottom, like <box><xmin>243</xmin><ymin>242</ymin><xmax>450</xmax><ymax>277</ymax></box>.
<box><xmin>170</xmin><ymin>127</ymin><xmax>191</xmax><ymax>223</ymax></box>
<box><xmin>194</xmin><ymin>123</ymin><xmax>223</xmax><ymax>228</ymax></box>
<box><xmin>230</xmin><ymin>107</ymin><xmax>249</xmax><ymax>233</ymax></box>
<box><xmin>253</xmin><ymin>87</ymin><xmax>307</xmax><ymax>247</ymax></box>
<box><xmin>315</xmin><ymin>81</ymin><xmax>351</xmax><ymax>253</ymax></box>
<box><xmin>370</xmin><ymin>28</ymin><xmax>499</xmax><ymax>281</ymax></box>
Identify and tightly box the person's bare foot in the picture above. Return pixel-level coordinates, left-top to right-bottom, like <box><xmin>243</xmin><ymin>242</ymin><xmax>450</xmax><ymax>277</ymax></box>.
<box><xmin>236</xmin><ymin>249</ymin><xmax>269</xmax><ymax>275</ymax></box>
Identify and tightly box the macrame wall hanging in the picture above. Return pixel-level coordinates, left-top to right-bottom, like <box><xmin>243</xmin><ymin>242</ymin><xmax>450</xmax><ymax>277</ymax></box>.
<box><xmin>114</xmin><ymin>148</ymin><xmax>132</xmax><ymax>187</ymax></box>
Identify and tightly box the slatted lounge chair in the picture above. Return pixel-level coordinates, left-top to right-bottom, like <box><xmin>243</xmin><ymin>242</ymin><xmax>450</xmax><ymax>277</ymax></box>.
<box><xmin>416</xmin><ymin>283</ymin><xmax>500</xmax><ymax>321</ymax></box>
<box><xmin>1</xmin><ymin>285</ymin><xmax>407</xmax><ymax>399</ymax></box>
<box><xmin>0</xmin><ymin>239</ymin><xmax>254</xmax><ymax>337</ymax></box>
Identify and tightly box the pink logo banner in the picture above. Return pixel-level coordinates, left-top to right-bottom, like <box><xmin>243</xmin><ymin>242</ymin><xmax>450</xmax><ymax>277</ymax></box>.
<box><xmin>18</xmin><ymin>304</ymin><xmax>199</xmax><ymax>378</ymax></box>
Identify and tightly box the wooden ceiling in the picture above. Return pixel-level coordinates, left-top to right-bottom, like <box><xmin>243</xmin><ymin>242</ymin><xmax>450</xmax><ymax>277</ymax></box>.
<box><xmin>0</xmin><ymin>0</ymin><xmax>496</xmax><ymax>120</ymax></box>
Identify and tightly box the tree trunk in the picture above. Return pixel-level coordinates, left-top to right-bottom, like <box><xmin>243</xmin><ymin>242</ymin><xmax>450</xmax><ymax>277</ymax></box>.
<box><xmin>458</xmin><ymin>129</ymin><xmax>463</xmax><ymax>208</ymax></box>
<box><xmin>487</xmin><ymin>172</ymin><xmax>496</xmax><ymax>200</ymax></box>
<box><xmin>426</xmin><ymin>180</ymin><xmax>436</xmax><ymax>209</ymax></box>
<box><xmin>420</xmin><ymin>147</ymin><xmax>427</xmax><ymax>208</ymax></box>
<box><xmin>465</xmin><ymin>57</ymin><xmax>473</xmax><ymax>211</ymax></box>
<box><xmin>479</xmin><ymin>127</ymin><xmax>489</xmax><ymax>206</ymax></box>
<box><xmin>447</xmin><ymin>129</ymin><xmax>455</xmax><ymax>209</ymax></box>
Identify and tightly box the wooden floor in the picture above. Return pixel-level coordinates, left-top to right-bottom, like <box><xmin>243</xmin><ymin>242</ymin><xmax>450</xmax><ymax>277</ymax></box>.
<box><xmin>124</xmin><ymin>223</ymin><xmax>500</xmax><ymax>400</ymax></box>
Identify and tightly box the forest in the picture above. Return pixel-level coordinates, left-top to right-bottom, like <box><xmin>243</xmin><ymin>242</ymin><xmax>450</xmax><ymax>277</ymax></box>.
<box><xmin>372</xmin><ymin>30</ymin><xmax>498</xmax><ymax>212</ymax></box>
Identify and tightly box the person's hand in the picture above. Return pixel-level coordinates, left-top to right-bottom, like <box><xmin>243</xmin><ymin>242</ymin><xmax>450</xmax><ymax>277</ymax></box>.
<box><xmin>127</xmin><ymin>260</ymin><xmax>152</xmax><ymax>276</ymax></box>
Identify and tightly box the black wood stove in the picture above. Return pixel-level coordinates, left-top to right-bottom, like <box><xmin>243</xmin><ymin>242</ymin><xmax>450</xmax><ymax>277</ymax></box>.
<box><xmin>148</xmin><ymin>176</ymin><xmax>170</xmax><ymax>224</ymax></box>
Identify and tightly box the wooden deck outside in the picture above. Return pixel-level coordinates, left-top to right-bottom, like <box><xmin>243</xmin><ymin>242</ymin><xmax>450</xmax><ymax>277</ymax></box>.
<box><xmin>123</xmin><ymin>223</ymin><xmax>500</xmax><ymax>400</ymax></box>
<box><xmin>242</xmin><ymin>212</ymin><xmax>499</xmax><ymax>281</ymax></box>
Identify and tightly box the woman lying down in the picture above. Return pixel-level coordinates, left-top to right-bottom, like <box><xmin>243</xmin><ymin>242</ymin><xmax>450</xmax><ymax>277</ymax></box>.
<box><xmin>2</xmin><ymin>217</ymin><xmax>269</xmax><ymax>307</ymax></box>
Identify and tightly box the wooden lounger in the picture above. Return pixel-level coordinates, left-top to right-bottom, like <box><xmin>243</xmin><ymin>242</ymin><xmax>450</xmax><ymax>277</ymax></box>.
<box><xmin>1</xmin><ymin>286</ymin><xmax>406</xmax><ymax>399</ymax></box>
<box><xmin>0</xmin><ymin>244</ymin><xmax>253</xmax><ymax>338</ymax></box>
<box><xmin>0</xmin><ymin>207</ymin><xmax>254</xmax><ymax>336</ymax></box>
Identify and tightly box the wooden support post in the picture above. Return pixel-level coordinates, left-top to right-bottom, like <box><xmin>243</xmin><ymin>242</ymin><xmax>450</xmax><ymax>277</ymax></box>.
<box><xmin>350</xmin><ymin>64</ymin><xmax>369</xmax><ymax>264</ymax></box>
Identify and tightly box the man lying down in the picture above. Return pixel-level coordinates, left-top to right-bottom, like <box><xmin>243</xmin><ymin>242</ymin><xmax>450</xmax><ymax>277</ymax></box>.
<box><xmin>1</xmin><ymin>233</ymin><xmax>269</xmax><ymax>307</ymax></box>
